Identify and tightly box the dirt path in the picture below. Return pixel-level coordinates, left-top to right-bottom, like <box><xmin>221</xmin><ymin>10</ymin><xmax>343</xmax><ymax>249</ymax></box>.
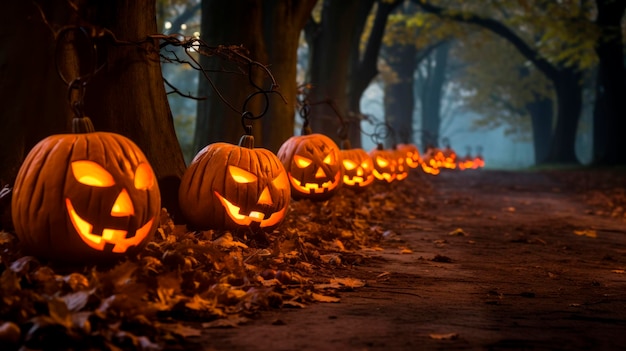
<box><xmin>200</xmin><ymin>170</ymin><xmax>626</xmax><ymax>350</ymax></box>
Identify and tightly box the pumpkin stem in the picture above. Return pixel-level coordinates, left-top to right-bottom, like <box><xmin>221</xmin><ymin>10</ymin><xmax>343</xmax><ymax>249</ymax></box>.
<box><xmin>377</xmin><ymin>143</ymin><xmax>384</xmax><ymax>151</ymax></box>
<box><xmin>301</xmin><ymin>126</ymin><xmax>313</xmax><ymax>135</ymax></box>
<box><xmin>239</xmin><ymin>134</ymin><xmax>255</xmax><ymax>149</ymax></box>
<box><xmin>341</xmin><ymin>139</ymin><xmax>352</xmax><ymax>150</ymax></box>
<box><xmin>72</xmin><ymin>117</ymin><xmax>96</xmax><ymax>133</ymax></box>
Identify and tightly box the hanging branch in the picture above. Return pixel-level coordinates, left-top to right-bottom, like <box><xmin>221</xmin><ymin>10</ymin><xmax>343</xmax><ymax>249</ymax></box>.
<box><xmin>295</xmin><ymin>83</ymin><xmax>349</xmax><ymax>140</ymax></box>
<box><xmin>35</xmin><ymin>3</ymin><xmax>286</xmax><ymax>122</ymax></box>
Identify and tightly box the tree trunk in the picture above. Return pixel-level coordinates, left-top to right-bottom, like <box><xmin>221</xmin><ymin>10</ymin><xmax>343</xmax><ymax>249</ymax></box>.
<box><xmin>348</xmin><ymin>0</ymin><xmax>399</xmax><ymax>147</ymax></box>
<box><xmin>306</xmin><ymin>0</ymin><xmax>368</xmax><ymax>144</ymax></box>
<box><xmin>421</xmin><ymin>42</ymin><xmax>450</xmax><ymax>149</ymax></box>
<box><xmin>593</xmin><ymin>0</ymin><xmax>626</xmax><ymax>165</ymax></box>
<box><xmin>383</xmin><ymin>43</ymin><xmax>418</xmax><ymax>146</ymax></box>
<box><xmin>0</xmin><ymin>1</ymin><xmax>186</xmax><ymax>220</ymax></box>
<box><xmin>527</xmin><ymin>96</ymin><xmax>553</xmax><ymax>164</ymax></box>
<box><xmin>547</xmin><ymin>69</ymin><xmax>583</xmax><ymax>164</ymax></box>
<box><xmin>196</xmin><ymin>0</ymin><xmax>316</xmax><ymax>153</ymax></box>
<box><xmin>260</xmin><ymin>0</ymin><xmax>318</xmax><ymax>152</ymax></box>
<box><xmin>0</xmin><ymin>1</ymin><xmax>72</xmax><ymax>229</ymax></box>
<box><xmin>195</xmin><ymin>0</ymin><xmax>264</xmax><ymax>153</ymax></box>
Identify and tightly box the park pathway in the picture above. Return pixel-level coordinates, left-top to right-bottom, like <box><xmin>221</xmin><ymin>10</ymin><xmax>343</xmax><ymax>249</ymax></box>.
<box><xmin>200</xmin><ymin>170</ymin><xmax>626</xmax><ymax>350</ymax></box>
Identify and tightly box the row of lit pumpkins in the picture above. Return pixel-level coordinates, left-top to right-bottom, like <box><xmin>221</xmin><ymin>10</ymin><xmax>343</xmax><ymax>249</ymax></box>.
<box><xmin>420</xmin><ymin>147</ymin><xmax>486</xmax><ymax>175</ymax></box>
<box><xmin>10</xmin><ymin>119</ymin><xmax>428</xmax><ymax>263</ymax></box>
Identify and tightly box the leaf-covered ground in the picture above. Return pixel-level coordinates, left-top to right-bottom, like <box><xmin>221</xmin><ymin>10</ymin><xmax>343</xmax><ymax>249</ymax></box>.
<box><xmin>2</xmin><ymin>168</ymin><xmax>626</xmax><ymax>350</ymax></box>
<box><xmin>0</xmin><ymin>173</ymin><xmax>436</xmax><ymax>350</ymax></box>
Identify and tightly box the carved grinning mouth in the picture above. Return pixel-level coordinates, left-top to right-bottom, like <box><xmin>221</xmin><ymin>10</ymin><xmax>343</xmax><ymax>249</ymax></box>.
<box><xmin>65</xmin><ymin>198</ymin><xmax>153</xmax><ymax>253</ymax></box>
<box><xmin>288</xmin><ymin>172</ymin><xmax>341</xmax><ymax>194</ymax></box>
<box><xmin>343</xmin><ymin>174</ymin><xmax>374</xmax><ymax>187</ymax></box>
<box><xmin>214</xmin><ymin>191</ymin><xmax>286</xmax><ymax>228</ymax></box>
<box><xmin>372</xmin><ymin>169</ymin><xmax>396</xmax><ymax>183</ymax></box>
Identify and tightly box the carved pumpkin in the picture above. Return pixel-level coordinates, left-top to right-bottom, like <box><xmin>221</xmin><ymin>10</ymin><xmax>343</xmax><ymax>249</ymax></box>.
<box><xmin>179</xmin><ymin>134</ymin><xmax>290</xmax><ymax>232</ymax></box>
<box><xmin>368</xmin><ymin>144</ymin><xmax>397</xmax><ymax>183</ymax></box>
<box><xmin>420</xmin><ymin>146</ymin><xmax>441</xmax><ymax>176</ymax></box>
<box><xmin>397</xmin><ymin>143</ymin><xmax>422</xmax><ymax>169</ymax></box>
<box><xmin>392</xmin><ymin>148</ymin><xmax>409</xmax><ymax>181</ymax></box>
<box><xmin>339</xmin><ymin>148</ymin><xmax>374</xmax><ymax>189</ymax></box>
<box><xmin>11</xmin><ymin>118</ymin><xmax>160</xmax><ymax>263</ymax></box>
<box><xmin>277</xmin><ymin>133</ymin><xmax>343</xmax><ymax>200</ymax></box>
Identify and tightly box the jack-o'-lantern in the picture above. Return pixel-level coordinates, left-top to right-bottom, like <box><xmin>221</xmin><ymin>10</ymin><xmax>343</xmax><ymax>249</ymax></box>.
<box><xmin>179</xmin><ymin>133</ymin><xmax>290</xmax><ymax>232</ymax></box>
<box><xmin>397</xmin><ymin>143</ymin><xmax>422</xmax><ymax>169</ymax></box>
<box><xmin>391</xmin><ymin>147</ymin><xmax>409</xmax><ymax>181</ymax></box>
<box><xmin>420</xmin><ymin>146</ymin><xmax>441</xmax><ymax>176</ymax></box>
<box><xmin>457</xmin><ymin>147</ymin><xmax>474</xmax><ymax>171</ymax></box>
<box><xmin>11</xmin><ymin>117</ymin><xmax>160</xmax><ymax>263</ymax></box>
<box><xmin>277</xmin><ymin>132</ymin><xmax>343</xmax><ymax>200</ymax></box>
<box><xmin>339</xmin><ymin>148</ymin><xmax>374</xmax><ymax>189</ymax></box>
<box><xmin>368</xmin><ymin>144</ymin><xmax>397</xmax><ymax>183</ymax></box>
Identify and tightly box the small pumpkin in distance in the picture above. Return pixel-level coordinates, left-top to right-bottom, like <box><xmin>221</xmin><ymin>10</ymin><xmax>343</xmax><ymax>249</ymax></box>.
<box><xmin>11</xmin><ymin>117</ymin><xmax>161</xmax><ymax>263</ymax></box>
<box><xmin>392</xmin><ymin>147</ymin><xmax>409</xmax><ymax>181</ymax></box>
<box><xmin>277</xmin><ymin>132</ymin><xmax>343</xmax><ymax>200</ymax></box>
<box><xmin>179</xmin><ymin>133</ymin><xmax>290</xmax><ymax>232</ymax></box>
<box><xmin>339</xmin><ymin>147</ymin><xmax>374</xmax><ymax>189</ymax></box>
<box><xmin>368</xmin><ymin>144</ymin><xmax>398</xmax><ymax>183</ymax></box>
<box><xmin>397</xmin><ymin>143</ymin><xmax>422</xmax><ymax>169</ymax></box>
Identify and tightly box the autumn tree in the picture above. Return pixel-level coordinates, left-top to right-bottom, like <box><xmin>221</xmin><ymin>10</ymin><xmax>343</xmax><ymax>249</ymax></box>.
<box><xmin>306</xmin><ymin>0</ymin><xmax>400</xmax><ymax>148</ymax></box>
<box><xmin>451</xmin><ymin>30</ymin><xmax>554</xmax><ymax>163</ymax></box>
<box><xmin>378</xmin><ymin>6</ymin><xmax>462</xmax><ymax>149</ymax></box>
<box><xmin>194</xmin><ymin>0</ymin><xmax>317</xmax><ymax>154</ymax></box>
<box><xmin>0</xmin><ymin>0</ymin><xmax>186</xmax><ymax>218</ymax></box>
<box><xmin>416</xmin><ymin>0</ymin><xmax>598</xmax><ymax>165</ymax></box>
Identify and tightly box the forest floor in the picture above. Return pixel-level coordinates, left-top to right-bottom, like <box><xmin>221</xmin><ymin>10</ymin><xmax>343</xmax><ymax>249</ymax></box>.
<box><xmin>197</xmin><ymin>168</ymin><xmax>626</xmax><ymax>351</ymax></box>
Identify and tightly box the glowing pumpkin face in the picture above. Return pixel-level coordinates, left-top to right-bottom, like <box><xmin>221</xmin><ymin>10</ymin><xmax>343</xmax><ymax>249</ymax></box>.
<box><xmin>12</xmin><ymin>131</ymin><xmax>160</xmax><ymax>263</ymax></box>
<box><xmin>277</xmin><ymin>134</ymin><xmax>343</xmax><ymax>200</ymax></box>
<box><xmin>179</xmin><ymin>135</ymin><xmax>290</xmax><ymax>232</ymax></box>
<box><xmin>397</xmin><ymin>143</ymin><xmax>422</xmax><ymax>169</ymax></box>
<box><xmin>339</xmin><ymin>148</ymin><xmax>374</xmax><ymax>189</ymax></box>
<box><xmin>368</xmin><ymin>145</ymin><xmax>398</xmax><ymax>183</ymax></box>
<box><xmin>393</xmin><ymin>149</ymin><xmax>409</xmax><ymax>181</ymax></box>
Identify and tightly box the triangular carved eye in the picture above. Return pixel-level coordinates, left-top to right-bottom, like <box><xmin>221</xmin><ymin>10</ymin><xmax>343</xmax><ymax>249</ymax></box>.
<box><xmin>294</xmin><ymin>155</ymin><xmax>312</xmax><ymax>168</ymax></box>
<box><xmin>376</xmin><ymin>156</ymin><xmax>389</xmax><ymax>167</ymax></box>
<box><xmin>229</xmin><ymin>166</ymin><xmax>257</xmax><ymax>183</ymax></box>
<box><xmin>272</xmin><ymin>171</ymin><xmax>289</xmax><ymax>190</ymax></box>
<box><xmin>323</xmin><ymin>152</ymin><xmax>335</xmax><ymax>165</ymax></box>
<box><xmin>343</xmin><ymin>160</ymin><xmax>357</xmax><ymax>170</ymax></box>
<box><xmin>134</xmin><ymin>163</ymin><xmax>155</xmax><ymax>190</ymax></box>
<box><xmin>72</xmin><ymin>160</ymin><xmax>115</xmax><ymax>187</ymax></box>
<box><xmin>361</xmin><ymin>160</ymin><xmax>371</xmax><ymax>169</ymax></box>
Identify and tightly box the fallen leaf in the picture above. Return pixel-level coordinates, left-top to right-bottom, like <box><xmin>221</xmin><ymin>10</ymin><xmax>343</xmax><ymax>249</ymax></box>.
<box><xmin>574</xmin><ymin>229</ymin><xmax>597</xmax><ymax>238</ymax></box>
<box><xmin>330</xmin><ymin>277</ymin><xmax>366</xmax><ymax>288</ymax></box>
<box><xmin>311</xmin><ymin>293</ymin><xmax>340</xmax><ymax>303</ymax></box>
<box><xmin>202</xmin><ymin>316</ymin><xmax>250</xmax><ymax>329</ymax></box>
<box><xmin>448</xmin><ymin>228</ymin><xmax>466</xmax><ymax>236</ymax></box>
<box><xmin>160</xmin><ymin>323</ymin><xmax>202</xmax><ymax>337</ymax></box>
<box><xmin>429</xmin><ymin>332</ymin><xmax>459</xmax><ymax>340</ymax></box>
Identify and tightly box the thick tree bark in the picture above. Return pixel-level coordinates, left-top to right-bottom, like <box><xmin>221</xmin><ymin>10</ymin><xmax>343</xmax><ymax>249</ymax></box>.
<box><xmin>260</xmin><ymin>0</ymin><xmax>318</xmax><ymax>152</ymax></box>
<box><xmin>383</xmin><ymin>43</ymin><xmax>418</xmax><ymax>146</ymax></box>
<box><xmin>420</xmin><ymin>42</ymin><xmax>450</xmax><ymax>149</ymax></box>
<box><xmin>593</xmin><ymin>0</ymin><xmax>626</xmax><ymax>165</ymax></box>
<box><xmin>548</xmin><ymin>70</ymin><xmax>583</xmax><ymax>163</ymax></box>
<box><xmin>348</xmin><ymin>0</ymin><xmax>400</xmax><ymax>146</ymax></box>
<box><xmin>0</xmin><ymin>1</ymin><xmax>186</xmax><ymax>220</ymax></box>
<box><xmin>306</xmin><ymin>0</ymin><xmax>373</xmax><ymax>145</ymax></box>
<box><xmin>527</xmin><ymin>96</ymin><xmax>553</xmax><ymax>164</ymax></box>
<box><xmin>196</xmin><ymin>0</ymin><xmax>316</xmax><ymax>153</ymax></box>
